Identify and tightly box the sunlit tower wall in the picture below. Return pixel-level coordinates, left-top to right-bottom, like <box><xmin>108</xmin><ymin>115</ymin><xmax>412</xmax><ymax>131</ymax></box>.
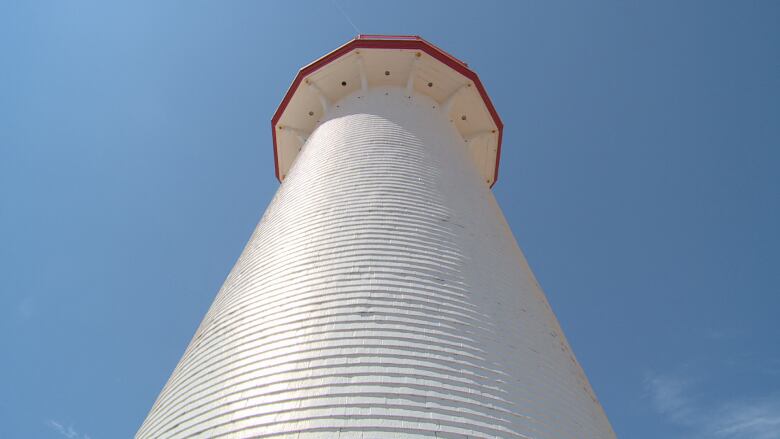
<box><xmin>138</xmin><ymin>35</ymin><xmax>615</xmax><ymax>439</ymax></box>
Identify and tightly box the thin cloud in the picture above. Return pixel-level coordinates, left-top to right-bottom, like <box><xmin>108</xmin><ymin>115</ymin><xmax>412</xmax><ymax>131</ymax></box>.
<box><xmin>711</xmin><ymin>398</ymin><xmax>780</xmax><ymax>439</ymax></box>
<box><xmin>645</xmin><ymin>372</ymin><xmax>780</xmax><ymax>439</ymax></box>
<box><xmin>645</xmin><ymin>373</ymin><xmax>697</xmax><ymax>422</ymax></box>
<box><xmin>703</xmin><ymin>327</ymin><xmax>743</xmax><ymax>341</ymax></box>
<box><xmin>46</xmin><ymin>420</ymin><xmax>91</xmax><ymax>439</ymax></box>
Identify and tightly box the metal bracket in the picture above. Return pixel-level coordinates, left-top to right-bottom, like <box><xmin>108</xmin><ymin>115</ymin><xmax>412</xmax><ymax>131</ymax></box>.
<box><xmin>464</xmin><ymin>130</ymin><xmax>494</xmax><ymax>143</ymax></box>
<box><xmin>281</xmin><ymin>126</ymin><xmax>310</xmax><ymax>149</ymax></box>
<box><xmin>442</xmin><ymin>83</ymin><xmax>468</xmax><ymax>115</ymax></box>
<box><xmin>406</xmin><ymin>55</ymin><xmax>420</xmax><ymax>97</ymax></box>
<box><xmin>306</xmin><ymin>80</ymin><xmax>331</xmax><ymax>113</ymax></box>
<box><xmin>356</xmin><ymin>56</ymin><xmax>368</xmax><ymax>93</ymax></box>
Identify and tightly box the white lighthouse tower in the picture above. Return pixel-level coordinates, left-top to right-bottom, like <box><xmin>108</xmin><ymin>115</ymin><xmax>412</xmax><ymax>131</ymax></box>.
<box><xmin>138</xmin><ymin>35</ymin><xmax>615</xmax><ymax>439</ymax></box>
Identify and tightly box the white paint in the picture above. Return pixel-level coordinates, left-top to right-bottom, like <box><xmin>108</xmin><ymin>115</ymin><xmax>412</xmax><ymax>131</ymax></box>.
<box><xmin>406</xmin><ymin>56</ymin><xmax>419</xmax><ymax>97</ymax></box>
<box><xmin>307</xmin><ymin>80</ymin><xmax>330</xmax><ymax>114</ymax></box>
<box><xmin>275</xmin><ymin>45</ymin><xmax>501</xmax><ymax>186</ymax></box>
<box><xmin>138</xmin><ymin>88</ymin><xmax>616</xmax><ymax>438</ymax></box>
<box><xmin>442</xmin><ymin>83</ymin><xmax>468</xmax><ymax>115</ymax></box>
<box><xmin>356</xmin><ymin>55</ymin><xmax>368</xmax><ymax>93</ymax></box>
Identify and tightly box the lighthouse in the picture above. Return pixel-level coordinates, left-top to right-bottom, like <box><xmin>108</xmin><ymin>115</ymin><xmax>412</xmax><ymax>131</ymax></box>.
<box><xmin>138</xmin><ymin>35</ymin><xmax>615</xmax><ymax>438</ymax></box>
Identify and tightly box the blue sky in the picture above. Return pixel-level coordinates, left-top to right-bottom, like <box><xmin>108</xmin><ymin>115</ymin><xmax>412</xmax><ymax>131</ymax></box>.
<box><xmin>1</xmin><ymin>1</ymin><xmax>778</xmax><ymax>438</ymax></box>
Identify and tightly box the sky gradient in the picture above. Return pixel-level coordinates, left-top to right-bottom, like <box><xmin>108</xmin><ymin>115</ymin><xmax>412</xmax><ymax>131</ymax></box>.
<box><xmin>1</xmin><ymin>1</ymin><xmax>779</xmax><ymax>438</ymax></box>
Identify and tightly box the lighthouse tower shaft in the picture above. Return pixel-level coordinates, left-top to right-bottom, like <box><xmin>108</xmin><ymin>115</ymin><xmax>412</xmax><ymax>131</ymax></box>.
<box><xmin>138</xmin><ymin>36</ymin><xmax>615</xmax><ymax>439</ymax></box>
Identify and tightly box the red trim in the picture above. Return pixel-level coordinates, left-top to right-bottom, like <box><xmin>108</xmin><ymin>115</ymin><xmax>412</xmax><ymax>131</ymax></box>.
<box><xmin>491</xmin><ymin>128</ymin><xmax>503</xmax><ymax>188</ymax></box>
<box><xmin>271</xmin><ymin>35</ymin><xmax>503</xmax><ymax>186</ymax></box>
<box><xmin>271</xmin><ymin>121</ymin><xmax>280</xmax><ymax>180</ymax></box>
<box><xmin>357</xmin><ymin>34</ymin><xmax>421</xmax><ymax>40</ymax></box>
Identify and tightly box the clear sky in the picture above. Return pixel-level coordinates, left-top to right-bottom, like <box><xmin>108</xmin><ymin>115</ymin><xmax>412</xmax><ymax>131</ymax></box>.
<box><xmin>1</xmin><ymin>1</ymin><xmax>778</xmax><ymax>438</ymax></box>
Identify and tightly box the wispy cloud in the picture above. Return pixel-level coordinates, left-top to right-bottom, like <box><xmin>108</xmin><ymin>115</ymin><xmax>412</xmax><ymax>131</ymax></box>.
<box><xmin>645</xmin><ymin>372</ymin><xmax>780</xmax><ymax>439</ymax></box>
<box><xmin>712</xmin><ymin>398</ymin><xmax>780</xmax><ymax>439</ymax></box>
<box><xmin>46</xmin><ymin>420</ymin><xmax>91</xmax><ymax>439</ymax></box>
<box><xmin>645</xmin><ymin>373</ymin><xmax>697</xmax><ymax>422</ymax></box>
<box><xmin>703</xmin><ymin>327</ymin><xmax>743</xmax><ymax>341</ymax></box>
